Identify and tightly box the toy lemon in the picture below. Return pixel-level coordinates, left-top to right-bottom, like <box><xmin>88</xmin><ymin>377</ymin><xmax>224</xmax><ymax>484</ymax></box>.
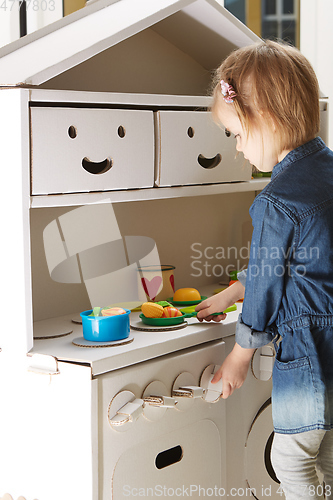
<box><xmin>141</xmin><ymin>302</ymin><xmax>164</xmax><ymax>318</ymax></box>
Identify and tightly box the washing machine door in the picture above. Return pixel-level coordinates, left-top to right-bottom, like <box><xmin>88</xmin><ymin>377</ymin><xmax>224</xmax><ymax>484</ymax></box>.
<box><xmin>245</xmin><ymin>398</ymin><xmax>283</xmax><ymax>499</ymax></box>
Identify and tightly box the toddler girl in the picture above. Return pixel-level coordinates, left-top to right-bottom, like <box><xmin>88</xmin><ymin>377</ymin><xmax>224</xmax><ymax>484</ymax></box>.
<box><xmin>196</xmin><ymin>40</ymin><xmax>333</xmax><ymax>500</ymax></box>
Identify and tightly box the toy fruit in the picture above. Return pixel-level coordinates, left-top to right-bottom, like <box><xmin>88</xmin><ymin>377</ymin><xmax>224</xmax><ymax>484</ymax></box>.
<box><xmin>161</xmin><ymin>306</ymin><xmax>182</xmax><ymax>318</ymax></box>
<box><xmin>229</xmin><ymin>270</ymin><xmax>239</xmax><ymax>281</ymax></box>
<box><xmin>173</xmin><ymin>288</ymin><xmax>201</xmax><ymax>302</ymax></box>
<box><xmin>141</xmin><ymin>302</ymin><xmax>164</xmax><ymax>318</ymax></box>
<box><xmin>101</xmin><ymin>307</ymin><xmax>127</xmax><ymax>316</ymax></box>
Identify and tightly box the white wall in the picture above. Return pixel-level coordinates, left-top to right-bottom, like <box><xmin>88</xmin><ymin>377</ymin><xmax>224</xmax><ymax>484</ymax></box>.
<box><xmin>0</xmin><ymin>0</ymin><xmax>63</xmax><ymax>48</ymax></box>
<box><xmin>0</xmin><ymin>6</ymin><xmax>20</xmax><ymax>47</ymax></box>
<box><xmin>300</xmin><ymin>0</ymin><xmax>333</xmax><ymax>147</ymax></box>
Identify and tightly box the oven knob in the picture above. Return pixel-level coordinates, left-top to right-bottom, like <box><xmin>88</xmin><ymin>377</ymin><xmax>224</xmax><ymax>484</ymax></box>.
<box><xmin>200</xmin><ymin>364</ymin><xmax>223</xmax><ymax>403</ymax></box>
<box><xmin>171</xmin><ymin>372</ymin><xmax>199</xmax><ymax>411</ymax></box>
<box><xmin>142</xmin><ymin>380</ymin><xmax>177</xmax><ymax>421</ymax></box>
<box><xmin>173</xmin><ymin>386</ymin><xmax>205</xmax><ymax>398</ymax></box>
<box><xmin>108</xmin><ymin>390</ymin><xmax>144</xmax><ymax>432</ymax></box>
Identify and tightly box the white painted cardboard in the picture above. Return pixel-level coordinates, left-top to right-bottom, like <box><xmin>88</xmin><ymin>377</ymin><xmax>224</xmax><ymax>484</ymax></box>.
<box><xmin>0</xmin><ymin>357</ymin><xmax>96</xmax><ymax>500</ymax></box>
<box><xmin>31</xmin><ymin>106</ymin><xmax>155</xmax><ymax>194</ymax></box>
<box><xmin>155</xmin><ymin>110</ymin><xmax>252</xmax><ymax>186</ymax></box>
<box><xmin>0</xmin><ymin>0</ymin><xmax>258</xmax><ymax>87</ymax></box>
<box><xmin>0</xmin><ymin>89</ymin><xmax>33</xmax><ymax>355</ymax></box>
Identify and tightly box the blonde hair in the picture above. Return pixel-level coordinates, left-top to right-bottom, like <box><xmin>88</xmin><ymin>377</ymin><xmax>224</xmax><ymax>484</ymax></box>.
<box><xmin>212</xmin><ymin>40</ymin><xmax>320</xmax><ymax>152</ymax></box>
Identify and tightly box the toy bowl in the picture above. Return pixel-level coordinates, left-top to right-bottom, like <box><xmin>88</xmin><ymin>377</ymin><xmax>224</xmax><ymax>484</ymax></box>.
<box><xmin>80</xmin><ymin>309</ymin><xmax>131</xmax><ymax>342</ymax></box>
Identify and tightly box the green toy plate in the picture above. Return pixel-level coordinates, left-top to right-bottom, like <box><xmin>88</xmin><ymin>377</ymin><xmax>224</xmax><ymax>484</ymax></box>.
<box><xmin>166</xmin><ymin>295</ymin><xmax>207</xmax><ymax>306</ymax></box>
<box><xmin>139</xmin><ymin>303</ymin><xmax>237</xmax><ymax>327</ymax></box>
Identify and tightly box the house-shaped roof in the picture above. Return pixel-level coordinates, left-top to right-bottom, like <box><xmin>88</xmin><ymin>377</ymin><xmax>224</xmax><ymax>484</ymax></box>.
<box><xmin>0</xmin><ymin>0</ymin><xmax>259</xmax><ymax>94</ymax></box>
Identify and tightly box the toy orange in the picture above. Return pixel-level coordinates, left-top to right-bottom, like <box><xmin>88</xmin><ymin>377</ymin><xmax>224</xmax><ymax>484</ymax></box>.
<box><xmin>173</xmin><ymin>288</ymin><xmax>201</xmax><ymax>302</ymax></box>
<box><xmin>161</xmin><ymin>306</ymin><xmax>182</xmax><ymax>318</ymax></box>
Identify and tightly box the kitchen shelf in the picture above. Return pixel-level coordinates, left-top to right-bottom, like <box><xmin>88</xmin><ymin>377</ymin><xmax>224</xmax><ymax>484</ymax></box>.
<box><xmin>30</xmin><ymin>178</ymin><xmax>269</xmax><ymax>208</ymax></box>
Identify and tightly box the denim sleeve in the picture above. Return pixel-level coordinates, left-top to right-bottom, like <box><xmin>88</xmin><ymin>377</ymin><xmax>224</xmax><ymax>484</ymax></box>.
<box><xmin>237</xmin><ymin>269</ymin><xmax>247</xmax><ymax>286</ymax></box>
<box><xmin>235</xmin><ymin>197</ymin><xmax>295</xmax><ymax>349</ymax></box>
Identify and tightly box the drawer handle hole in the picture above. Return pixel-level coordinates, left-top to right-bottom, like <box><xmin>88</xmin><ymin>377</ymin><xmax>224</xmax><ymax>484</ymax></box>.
<box><xmin>68</xmin><ymin>125</ymin><xmax>77</xmax><ymax>139</ymax></box>
<box><xmin>82</xmin><ymin>157</ymin><xmax>113</xmax><ymax>175</ymax></box>
<box><xmin>197</xmin><ymin>153</ymin><xmax>222</xmax><ymax>169</ymax></box>
<box><xmin>187</xmin><ymin>127</ymin><xmax>195</xmax><ymax>138</ymax></box>
<box><xmin>118</xmin><ymin>126</ymin><xmax>126</xmax><ymax>138</ymax></box>
<box><xmin>155</xmin><ymin>445</ymin><xmax>183</xmax><ymax>470</ymax></box>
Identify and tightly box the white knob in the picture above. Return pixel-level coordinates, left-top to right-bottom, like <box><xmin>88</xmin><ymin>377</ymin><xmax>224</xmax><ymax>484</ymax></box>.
<box><xmin>172</xmin><ymin>385</ymin><xmax>205</xmax><ymax>398</ymax></box>
<box><xmin>144</xmin><ymin>395</ymin><xmax>178</xmax><ymax>409</ymax></box>
<box><xmin>142</xmin><ymin>380</ymin><xmax>177</xmax><ymax>421</ymax></box>
<box><xmin>111</xmin><ymin>399</ymin><xmax>144</xmax><ymax>425</ymax></box>
<box><xmin>108</xmin><ymin>390</ymin><xmax>144</xmax><ymax>431</ymax></box>
<box><xmin>200</xmin><ymin>364</ymin><xmax>223</xmax><ymax>403</ymax></box>
<box><xmin>172</xmin><ymin>372</ymin><xmax>197</xmax><ymax>411</ymax></box>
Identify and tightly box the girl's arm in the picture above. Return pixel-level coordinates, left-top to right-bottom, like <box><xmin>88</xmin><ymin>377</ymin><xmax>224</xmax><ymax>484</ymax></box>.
<box><xmin>196</xmin><ymin>282</ymin><xmax>253</xmax><ymax>399</ymax></box>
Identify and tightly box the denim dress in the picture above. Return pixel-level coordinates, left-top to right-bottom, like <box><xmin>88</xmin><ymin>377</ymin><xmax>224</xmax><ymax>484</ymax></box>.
<box><xmin>235</xmin><ymin>137</ymin><xmax>333</xmax><ymax>434</ymax></box>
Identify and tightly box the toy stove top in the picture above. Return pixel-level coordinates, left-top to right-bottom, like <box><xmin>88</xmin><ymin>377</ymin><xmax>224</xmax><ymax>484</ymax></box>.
<box><xmin>30</xmin><ymin>285</ymin><xmax>241</xmax><ymax>376</ymax></box>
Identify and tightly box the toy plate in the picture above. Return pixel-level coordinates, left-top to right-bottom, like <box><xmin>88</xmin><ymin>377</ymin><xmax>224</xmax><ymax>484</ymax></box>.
<box><xmin>166</xmin><ymin>295</ymin><xmax>207</xmax><ymax>306</ymax></box>
<box><xmin>139</xmin><ymin>313</ymin><xmax>187</xmax><ymax>326</ymax></box>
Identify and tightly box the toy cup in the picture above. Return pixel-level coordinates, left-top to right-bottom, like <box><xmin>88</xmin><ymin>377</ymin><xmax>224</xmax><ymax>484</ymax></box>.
<box><xmin>138</xmin><ymin>265</ymin><xmax>175</xmax><ymax>302</ymax></box>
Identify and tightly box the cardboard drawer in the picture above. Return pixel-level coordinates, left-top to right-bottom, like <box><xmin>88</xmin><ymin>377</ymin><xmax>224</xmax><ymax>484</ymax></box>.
<box><xmin>30</xmin><ymin>107</ymin><xmax>155</xmax><ymax>194</ymax></box>
<box><xmin>155</xmin><ymin>110</ymin><xmax>252</xmax><ymax>187</ymax></box>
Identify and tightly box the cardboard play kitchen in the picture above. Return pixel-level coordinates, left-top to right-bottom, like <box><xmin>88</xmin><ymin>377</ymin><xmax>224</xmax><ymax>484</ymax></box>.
<box><xmin>0</xmin><ymin>1</ymin><xmax>281</xmax><ymax>499</ymax></box>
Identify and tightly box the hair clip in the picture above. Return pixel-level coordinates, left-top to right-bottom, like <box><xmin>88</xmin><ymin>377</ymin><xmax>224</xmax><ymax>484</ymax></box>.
<box><xmin>220</xmin><ymin>80</ymin><xmax>237</xmax><ymax>103</ymax></box>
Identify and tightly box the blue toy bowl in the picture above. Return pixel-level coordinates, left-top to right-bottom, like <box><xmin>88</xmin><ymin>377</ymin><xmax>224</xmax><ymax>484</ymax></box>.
<box><xmin>80</xmin><ymin>309</ymin><xmax>131</xmax><ymax>342</ymax></box>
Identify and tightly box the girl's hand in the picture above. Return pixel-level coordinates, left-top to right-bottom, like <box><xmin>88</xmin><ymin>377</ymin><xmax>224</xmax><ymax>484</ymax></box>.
<box><xmin>195</xmin><ymin>294</ymin><xmax>227</xmax><ymax>322</ymax></box>
<box><xmin>211</xmin><ymin>343</ymin><xmax>255</xmax><ymax>399</ymax></box>
<box><xmin>195</xmin><ymin>281</ymin><xmax>245</xmax><ymax>322</ymax></box>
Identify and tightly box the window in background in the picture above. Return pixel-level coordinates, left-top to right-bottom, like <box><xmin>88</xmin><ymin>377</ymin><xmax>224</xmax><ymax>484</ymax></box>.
<box><xmin>224</xmin><ymin>0</ymin><xmax>300</xmax><ymax>48</ymax></box>
<box><xmin>224</xmin><ymin>0</ymin><xmax>246</xmax><ymax>24</ymax></box>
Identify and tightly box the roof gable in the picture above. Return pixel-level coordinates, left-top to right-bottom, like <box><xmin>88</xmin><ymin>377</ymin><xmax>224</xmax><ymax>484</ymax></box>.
<box><xmin>0</xmin><ymin>0</ymin><xmax>258</xmax><ymax>89</ymax></box>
